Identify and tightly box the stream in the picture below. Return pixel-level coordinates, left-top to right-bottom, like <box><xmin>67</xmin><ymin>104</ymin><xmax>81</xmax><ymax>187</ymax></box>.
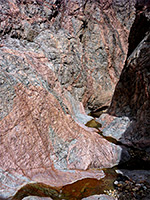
<box><xmin>12</xmin><ymin>168</ymin><xmax>118</xmax><ymax>200</ymax></box>
<box><xmin>12</xmin><ymin>114</ymin><xmax>150</xmax><ymax>200</ymax></box>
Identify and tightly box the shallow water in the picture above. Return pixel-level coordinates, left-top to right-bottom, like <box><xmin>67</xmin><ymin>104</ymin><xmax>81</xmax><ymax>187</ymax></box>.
<box><xmin>12</xmin><ymin>168</ymin><xmax>118</xmax><ymax>200</ymax></box>
<box><xmin>60</xmin><ymin>168</ymin><xmax>118</xmax><ymax>199</ymax></box>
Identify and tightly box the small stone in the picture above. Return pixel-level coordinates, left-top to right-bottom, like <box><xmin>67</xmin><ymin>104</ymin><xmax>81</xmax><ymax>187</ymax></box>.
<box><xmin>125</xmin><ymin>185</ymin><xmax>130</xmax><ymax>190</ymax></box>
<box><xmin>143</xmin><ymin>186</ymin><xmax>147</xmax><ymax>190</ymax></box>
<box><xmin>114</xmin><ymin>180</ymin><xmax>119</xmax><ymax>185</ymax></box>
<box><xmin>118</xmin><ymin>183</ymin><xmax>123</xmax><ymax>187</ymax></box>
<box><xmin>0</xmin><ymin>78</ymin><xmax>5</xmax><ymax>85</ymax></box>
<box><xmin>135</xmin><ymin>183</ymin><xmax>141</xmax><ymax>187</ymax></box>
<box><xmin>132</xmin><ymin>187</ymin><xmax>139</xmax><ymax>191</ymax></box>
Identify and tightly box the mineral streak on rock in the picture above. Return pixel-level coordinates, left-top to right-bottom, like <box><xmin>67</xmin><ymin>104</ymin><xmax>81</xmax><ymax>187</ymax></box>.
<box><xmin>0</xmin><ymin>0</ymin><xmax>136</xmax><ymax>110</ymax></box>
<box><xmin>0</xmin><ymin>82</ymin><xmax>121</xmax><ymax>198</ymax></box>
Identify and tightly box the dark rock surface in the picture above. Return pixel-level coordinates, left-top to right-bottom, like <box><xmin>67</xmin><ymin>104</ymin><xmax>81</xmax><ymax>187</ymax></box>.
<box><xmin>96</xmin><ymin>3</ymin><xmax>150</xmax><ymax>199</ymax></box>
<box><xmin>109</xmin><ymin>30</ymin><xmax>150</xmax><ymax>149</ymax></box>
<box><xmin>113</xmin><ymin>169</ymin><xmax>150</xmax><ymax>200</ymax></box>
<box><xmin>99</xmin><ymin>0</ymin><xmax>150</xmax><ymax>151</ymax></box>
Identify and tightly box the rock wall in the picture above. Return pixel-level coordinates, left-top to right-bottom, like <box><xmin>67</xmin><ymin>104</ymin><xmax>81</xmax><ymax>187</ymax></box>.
<box><xmin>0</xmin><ymin>0</ymin><xmax>136</xmax><ymax>111</ymax></box>
<box><xmin>108</xmin><ymin>2</ymin><xmax>150</xmax><ymax>149</ymax></box>
<box><xmin>0</xmin><ymin>0</ymin><xmax>148</xmax><ymax>199</ymax></box>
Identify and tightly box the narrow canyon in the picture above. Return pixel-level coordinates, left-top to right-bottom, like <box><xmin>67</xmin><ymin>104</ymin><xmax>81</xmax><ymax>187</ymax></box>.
<box><xmin>0</xmin><ymin>0</ymin><xmax>150</xmax><ymax>199</ymax></box>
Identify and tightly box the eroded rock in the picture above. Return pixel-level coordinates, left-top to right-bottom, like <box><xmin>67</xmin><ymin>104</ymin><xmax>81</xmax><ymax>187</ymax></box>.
<box><xmin>109</xmin><ymin>32</ymin><xmax>150</xmax><ymax>149</ymax></box>
<box><xmin>0</xmin><ymin>0</ymin><xmax>148</xmax><ymax>199</ymax></box>
<box><xmin>0</xmin><ymin>0</ymin><xmax>136</xmax><ymax>110</ymax></box>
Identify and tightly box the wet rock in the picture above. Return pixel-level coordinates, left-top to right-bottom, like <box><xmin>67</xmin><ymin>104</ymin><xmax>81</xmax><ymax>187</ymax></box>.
<box><xmin>85</xmin><ymin>119</ymin><xmax>102</xmax><ymax>129</ymax></box>
<box><xmin>82</xmin><ymin>194</ymin><xmax>116</xmax><ymax>200</ymax></box>
<box><xmin>117</xmin><ymin>170</ymin><xmax>150</xmax><ymax>185</ymax></box>
<box><xmin>114</xmin><ymin>169</ymin><xmax>150</xmax><ymax>200</ymax></box>
<box><xmin>23</xmin><ymin>197</ymin><xmax>52</xmax><ymax>200</ymax></box>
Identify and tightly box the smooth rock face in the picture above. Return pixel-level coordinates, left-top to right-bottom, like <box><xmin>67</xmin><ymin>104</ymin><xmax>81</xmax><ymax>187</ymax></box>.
<box><xmin>0</xmin><ymin>0</ymin><xmax>148</xmax><ymax>199</ymax></box>
<box><xmin>98</xmin><ymin>113</ymin><xmax>131</xmax><ymax>141</ymax></box>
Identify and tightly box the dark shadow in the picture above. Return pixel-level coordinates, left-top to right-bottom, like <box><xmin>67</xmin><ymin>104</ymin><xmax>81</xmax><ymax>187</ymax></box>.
<box><xmin>108</xmin><ymin>2</ymin><xmax>150</xmax><ymax>171</ymax></box>
<box><xmin>127</xmin><ymin>8</ymin><xmax>150</xmax><ymax>57</ymax></box>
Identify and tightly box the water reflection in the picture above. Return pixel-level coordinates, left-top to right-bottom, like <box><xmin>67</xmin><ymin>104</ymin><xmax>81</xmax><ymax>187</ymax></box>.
<box><xmin>12</xmin><ymin>168</ymin><xmax>118</xmax><ymax>200</ymax></box>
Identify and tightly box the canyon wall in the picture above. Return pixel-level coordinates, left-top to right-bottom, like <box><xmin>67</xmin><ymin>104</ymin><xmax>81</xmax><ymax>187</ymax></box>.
<box><xmin>108</xmin><ymin>1</ymin><xmax>150</xmax><ymax>149</ymax></box>
<box><xmin>0</xmin><ymin>0</ymin><xmax>149</xmax><ymax>199</ymax></box>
